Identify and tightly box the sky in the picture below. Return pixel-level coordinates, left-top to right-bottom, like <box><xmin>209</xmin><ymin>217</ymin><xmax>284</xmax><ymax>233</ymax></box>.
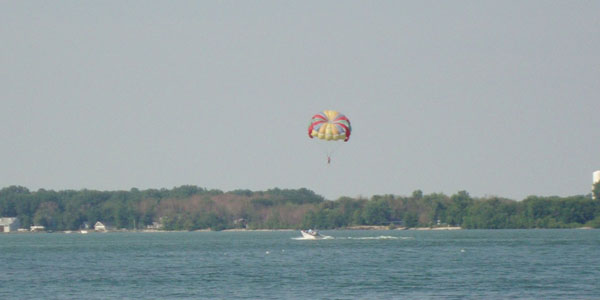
<box><xmin>1</xmin><ymin>1</ymin><xmax>599</xmax><ymax>200</ymax></box>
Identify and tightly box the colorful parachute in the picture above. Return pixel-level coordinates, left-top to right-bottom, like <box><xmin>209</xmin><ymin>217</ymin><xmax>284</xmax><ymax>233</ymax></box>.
<box><xmin>308</xmin><ymin>110</ymin><xmax>351</xmax><ymax>142</ymax></box>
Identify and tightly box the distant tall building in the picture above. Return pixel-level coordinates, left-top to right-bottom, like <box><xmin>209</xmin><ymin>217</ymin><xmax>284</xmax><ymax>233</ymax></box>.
<box><xmin>594</xmin><ymin>170</ymin><xmax>600</xmax><ymax>199</ymax></box>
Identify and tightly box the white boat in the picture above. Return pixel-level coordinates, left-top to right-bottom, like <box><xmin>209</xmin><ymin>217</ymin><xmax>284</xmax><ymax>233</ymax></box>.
<box><xmin>300</xmin><ymin>229</ymin><xmax>323</xmax><ymax>239</ymax></box>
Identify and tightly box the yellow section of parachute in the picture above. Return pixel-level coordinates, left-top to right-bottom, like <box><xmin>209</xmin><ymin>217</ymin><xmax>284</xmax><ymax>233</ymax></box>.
<box><xmin>323</xmin><ymin>110</ymin><xmax>338</xmax><ymax>120</ymax></box>
<box><xmin>313</xmin><ymin>123</ymin><xmax>344</xmax><ymax>141</ymax></box>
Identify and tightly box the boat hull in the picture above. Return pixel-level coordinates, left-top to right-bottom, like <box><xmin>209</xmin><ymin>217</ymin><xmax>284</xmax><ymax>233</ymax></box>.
<box><xmin>300</xmin><ymin>230</ymin><xmax>322</xmax><ymax>239</ymax></box>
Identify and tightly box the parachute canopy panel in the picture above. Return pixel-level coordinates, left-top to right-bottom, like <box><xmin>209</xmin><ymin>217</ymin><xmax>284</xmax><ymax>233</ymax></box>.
<box><xmin>308</xmin><ymin>110</ymin><xmax>351</xmax><ymax>142</ymax></box>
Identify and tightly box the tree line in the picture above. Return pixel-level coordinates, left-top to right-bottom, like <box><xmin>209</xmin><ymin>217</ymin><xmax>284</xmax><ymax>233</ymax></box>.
<box><xmin>1</xmin><ymin>184</ymin><xmax>599</xmax><ymax>231</ymax></box>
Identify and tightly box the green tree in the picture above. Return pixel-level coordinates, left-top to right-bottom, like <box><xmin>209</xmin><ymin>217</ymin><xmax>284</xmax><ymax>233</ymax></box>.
<box><xmin>462</xmin><ymin>198</ymin><xmax>516</xmax><ymax>229</ymax></box>
<box><xmin>362</xmin><ymin>198</ymin><xmax>390</xmax><ymax>225</ymax></box>
<box><xmin>265</xmin><ymin>211</ymin><xmax>283</xmax><ymax>229</ymax></box>
<box><xmin>446</xmin><ymin>191</ymin><xmax>472</xmax><ymax>226</ymax></box>
<box><xmin>412</xmin><ymin>190</ymin><xmax>423</xmax><ymax>200</ymax></box>
<box><xmin>33</xmin><ymin>202</ymin><xmax>60</xmax><ymax>229</ymax></box>
<box><xmin>404</xmin><ymin>212</ymin><xmax>419</xmax><ymax>228</ymax></box>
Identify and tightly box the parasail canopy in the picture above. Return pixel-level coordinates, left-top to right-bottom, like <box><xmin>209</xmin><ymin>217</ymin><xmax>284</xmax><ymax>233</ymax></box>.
<box><xmin>308</xmin><ymin>110</ymin><xmax>351</xmax><ymax>142</ymax></box>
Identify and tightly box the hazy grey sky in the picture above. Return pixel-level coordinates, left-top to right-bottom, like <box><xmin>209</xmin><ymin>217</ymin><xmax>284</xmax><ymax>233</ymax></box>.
<box><xmin>2</xmin><ymin>1</ymin><xmax>599</xmax><ymax>200</ymax></box>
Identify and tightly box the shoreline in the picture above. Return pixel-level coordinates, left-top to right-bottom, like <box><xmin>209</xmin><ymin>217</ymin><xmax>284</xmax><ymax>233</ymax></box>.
<box><xmin>6</xmin><ymin>226</ymin><xmax>600</xmax><ymax>234</ymax></box>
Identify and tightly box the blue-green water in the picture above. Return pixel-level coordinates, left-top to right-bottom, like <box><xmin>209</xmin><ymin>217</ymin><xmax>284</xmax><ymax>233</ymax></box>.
<box><xmin>1</xmin><ymin>230</ymin><xmax>599</xmax><ymax>299</ymax></box>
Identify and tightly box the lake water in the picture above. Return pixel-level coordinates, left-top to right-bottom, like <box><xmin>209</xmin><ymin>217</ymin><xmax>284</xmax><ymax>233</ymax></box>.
<box><xmin>1</xmin><ymin>229</ymin><xmax>598</xmax><ymax>299</ymax></box>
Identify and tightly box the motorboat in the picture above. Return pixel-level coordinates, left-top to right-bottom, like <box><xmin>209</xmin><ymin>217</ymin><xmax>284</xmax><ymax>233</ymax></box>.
<box><xmin>300</xmin><ymin>229</ymin><xmax>323</xmax><ymax>239</ymax></box>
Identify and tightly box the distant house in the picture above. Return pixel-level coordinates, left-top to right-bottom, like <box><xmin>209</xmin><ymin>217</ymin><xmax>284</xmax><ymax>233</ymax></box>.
<box><xmin>81</xmin><ymin>222</ymin><xmax>91</xmax><ymax>230</ymax></box>
<box><xmin>146</xmin><ymin>222</ymin><xmax>163</xmax><ymax>230</ymax></box>
<box><xmin>30</xmin><ymin>225</ymin><xmax>46</xmax><ymax>232</ymax></box>
<box><xmin>233</xmin><ymin>218</ymin><xmax>248</xmax><ymax>229</ymax></box>
<box><xmin>0</xmin><ymin>217</ymin><xmax>20</xmax><ymax>233</ymax></box>
<box><xmin>94</xmin><ymin>221</ymin><xmax>113</xmax><ymax>232</ymax></box>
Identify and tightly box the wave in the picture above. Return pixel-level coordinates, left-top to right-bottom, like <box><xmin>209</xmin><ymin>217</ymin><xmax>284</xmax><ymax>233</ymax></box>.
<box><xmin>291</xmin><ymin>236</ymin><xmax>413</xmax><ymax>240</ymax></box>
<box><xmin>291</xmin><ymin>235</ymin><xmax>413</xmax><ymax>240</ymax></box>
<box><xmin>347</xmin><ymin>235</ymin><xmax>404</xmax><ymax>240</ymax></box>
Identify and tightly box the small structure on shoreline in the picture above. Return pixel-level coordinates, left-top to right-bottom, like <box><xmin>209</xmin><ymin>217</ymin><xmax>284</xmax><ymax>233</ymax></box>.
<box><xmin>233</xmin><ymin>218</ymin><xmax>248</xmax><ymax>229</ymax></box>
<box><xmin>94</xmin><ymin>221</ymin><xmax>114</xmax><ymax>232</ymax></box>
<box><xmin>0</xmin><ymin>217</ymin><xmax>20</xmax><ymax>233</ymax></box>
<box><xmin>146</xmin><ymin>222</ymin><xmax>163</xmax><ymax>230</ymax></box>
<box><xmin>30</xmin><ymin>225</ymin><xmax>45</xmax><ymax>232</ymax></box>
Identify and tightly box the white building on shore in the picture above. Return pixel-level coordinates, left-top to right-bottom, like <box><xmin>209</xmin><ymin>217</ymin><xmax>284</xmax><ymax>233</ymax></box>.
<box><xmin>0</xmin><ymin>217</ymin><xmax>20</xmax><ymax>233</ymax></box>
<box><xmin>30</xmin><ymin>225</ymin><xmax>46</xmax><ymax>232</ymax></box>
<box><xmin>94</xmin><ymin>221</ymin><xmax>114</xmax><ymax>232</ymax></box>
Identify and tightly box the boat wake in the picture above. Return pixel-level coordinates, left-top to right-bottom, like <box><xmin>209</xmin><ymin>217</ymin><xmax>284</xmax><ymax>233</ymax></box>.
<box><xmin>347</xmin><ymin>236</ymin><xmax>412</xmax><ymax>240</ymax></box>
<box><xmin>292</xmin><ymin>236</ymin><xmax>412</xmax><ymax>240</ymax></box>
